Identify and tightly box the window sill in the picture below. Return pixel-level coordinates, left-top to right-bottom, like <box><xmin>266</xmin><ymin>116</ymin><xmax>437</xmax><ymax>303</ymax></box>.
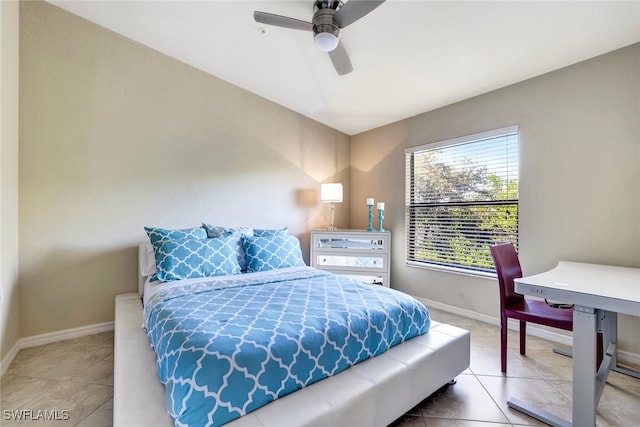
<box><xmin>405</xmin><ymin>260</ymin><xmax>497</xmax><ymax>280</ymax></box>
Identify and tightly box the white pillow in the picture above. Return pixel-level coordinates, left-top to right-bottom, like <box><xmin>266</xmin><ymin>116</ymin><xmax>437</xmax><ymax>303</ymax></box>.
<box><xmin>138</xmin><ymin>241</ymin><xmax>157</xmax><ymax>277</ymax></box>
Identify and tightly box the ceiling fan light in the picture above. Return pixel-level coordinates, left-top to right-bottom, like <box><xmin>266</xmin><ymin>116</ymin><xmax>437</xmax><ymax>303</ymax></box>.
<box><xmin>314</xmin><ymin>32</ymin><xmax>339</xmax><ymax>52</ymax></box>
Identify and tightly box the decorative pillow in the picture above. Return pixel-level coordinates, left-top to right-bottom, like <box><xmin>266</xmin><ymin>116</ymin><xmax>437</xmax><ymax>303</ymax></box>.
<box><xmin>144</xmin><ymin>226</ymin><xmax>207</xmax><ymax>245</ymax></box>
<box><xmin>252</xmin><ymin>227</ymin><xmax>288</xmax><ymax>237</ymax></box>
<box><xmin>153</xmin><ymin>236</ymin><xmax>241</xmax><ymax>282</ymax></box>
<box><xmin>243</xmin><ymin>234</ymin><xmax>305</xmax><ymax>273</ymax></box>
<box><xmin>202</xmin><ymin>223</ymin><xmax>229</xmax><ymax>238</ymax></box>
<box><xmin>201</xmin><ymin>224</ymin><xmax>252</xmax><ymax>238</ymax></box>
<box><xmin>201</xmin><ymin>224</ymin><xmax>254</xmax><ymax>271</ymax></box>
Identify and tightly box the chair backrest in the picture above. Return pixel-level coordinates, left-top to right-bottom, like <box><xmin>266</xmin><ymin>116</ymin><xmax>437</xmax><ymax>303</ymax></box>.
<box><xmin>490</xmin><ymin>243</ymin><xmax>524</xmax><ymax>310</ymax></box>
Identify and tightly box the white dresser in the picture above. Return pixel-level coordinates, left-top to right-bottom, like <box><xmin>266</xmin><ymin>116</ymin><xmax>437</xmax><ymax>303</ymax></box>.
<box><xmin>310</xmin><ymin>229</ymin><xmax>391</xmax><ymax>287</ymax></box>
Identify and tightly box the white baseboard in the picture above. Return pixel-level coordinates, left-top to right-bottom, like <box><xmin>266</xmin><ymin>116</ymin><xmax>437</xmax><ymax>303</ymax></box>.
<box><xmin>1</xmin><ymin>321</ymin><xmax>114</xmax><ymax>377</ymax></box>
<box><xmin>0</xmin><ymin>342</ymin><xmax>21</xmax><ymax>377</ymax></box>
<box><xmin>417</xmin><ymin>297</ymin><xmax>640</xmax><ymax>368</ymax></box>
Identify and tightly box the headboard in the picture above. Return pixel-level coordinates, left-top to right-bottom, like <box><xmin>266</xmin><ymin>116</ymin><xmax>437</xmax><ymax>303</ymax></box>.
<box><xmin>138</xmin><ymin>241</ymin><xmax>156</xmax><ymax>296</ymax></box>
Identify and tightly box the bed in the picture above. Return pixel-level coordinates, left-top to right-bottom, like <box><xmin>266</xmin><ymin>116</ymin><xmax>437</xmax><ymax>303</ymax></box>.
<box><xmin>114</xmin><ymin>228</ymin><xmax>470</xmax><ymax>426</ymax></box>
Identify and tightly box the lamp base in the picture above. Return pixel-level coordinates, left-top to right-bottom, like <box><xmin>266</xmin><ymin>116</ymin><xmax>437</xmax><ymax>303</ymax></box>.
<box><xmin>328</xmin><ymin>202</ymin><xmax>337</xmax><ymax>231</ymax></box>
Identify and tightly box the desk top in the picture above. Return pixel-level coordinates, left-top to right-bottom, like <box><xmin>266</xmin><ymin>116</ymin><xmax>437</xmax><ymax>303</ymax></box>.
<box><xmin>515</xmin><ymin>261</ymin><xmax>640</xmax><ymax>315</ymax></box>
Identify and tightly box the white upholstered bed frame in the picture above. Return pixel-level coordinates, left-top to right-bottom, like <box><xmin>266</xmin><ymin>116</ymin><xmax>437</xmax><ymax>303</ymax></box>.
<box><xmin>114</xmin><ymin>245</ymin><xmax>471</xmax><ymax>427</ymax></box>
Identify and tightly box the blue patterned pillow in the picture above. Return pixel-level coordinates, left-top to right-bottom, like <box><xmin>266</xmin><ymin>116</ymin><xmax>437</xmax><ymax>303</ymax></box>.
<box><xmin>153</xmin><ymin>236</ymin><xmax>240</xmax><ymax>282</ymax></box>
<box><xmin>243</xmin><ymin>234</ymin><xmax>305</xmax><ymax>273</ymax></box>
<box><xmin>201</xmin><ymin>224</ymin><xmax>254</xmax><ymax>271</ymax></box>
<box><xmin>252</xmin><ymin>227</ymin><xmax>288</xmax><ymax>237</ymax></box>
<box><xmin>144</xmin><ymin>226</ymin><xmax>207</xmax><ymax>245</ymax></box>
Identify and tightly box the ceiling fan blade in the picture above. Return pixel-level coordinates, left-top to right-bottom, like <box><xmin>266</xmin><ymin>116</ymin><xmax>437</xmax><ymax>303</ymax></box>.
<box><xmin>328</xmin><ymin>41</ymin><xmax>353</xmax><ymax>75</ymax></box>
<box><xmin>253</xmin><ymin>11</ymin><xmax>313</xmax><ymax>31</ymax></box>
<box><xmin>333</xmin><ymin>0</ymin><xmax>385</xmax><ymax>28</ymax></box>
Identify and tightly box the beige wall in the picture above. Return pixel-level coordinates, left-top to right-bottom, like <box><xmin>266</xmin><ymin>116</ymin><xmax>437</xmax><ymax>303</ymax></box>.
<box><xmin>18</xmin><ymin>2</ymin><xmax>349</xmax><ymax>337</ymax></box>
<box><xmin>350</xmin><ymin>43</ymin><xmax>640</xmax><ymax>354</ymax></box>
<box><xmin>13</xmin><ymin>1</ymin><xmax>640</xmax><ymax>359</ymax></box>
<box><xmin>1</xmin><ymin>0</ymin><xmax>20</xmax><ymax>364</ymax></box>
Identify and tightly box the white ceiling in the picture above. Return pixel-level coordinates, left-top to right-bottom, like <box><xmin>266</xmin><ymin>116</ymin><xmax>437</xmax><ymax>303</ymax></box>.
<box><xmin>50</xmin><ymin>1</ymin><xmax>640</xmax><ymax>136</ymax></box>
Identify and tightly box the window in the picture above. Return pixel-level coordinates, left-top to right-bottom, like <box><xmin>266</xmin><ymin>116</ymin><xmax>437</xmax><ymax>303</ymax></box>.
<box><xmin>405</xmin><ymin>126</ymin><xmax>519</xmax><ymax>273</ymax></box>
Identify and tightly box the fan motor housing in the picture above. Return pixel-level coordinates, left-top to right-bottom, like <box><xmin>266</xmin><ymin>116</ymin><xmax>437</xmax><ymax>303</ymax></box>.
<box><xmin>313</xmin><ymin>0</ymin><xmax>342</xmax><ymax>38</ymax></box>
<box><xmin>314</xmin><ymin>1</ymin><xmax>342</xmax><ymax>12</ymax></box>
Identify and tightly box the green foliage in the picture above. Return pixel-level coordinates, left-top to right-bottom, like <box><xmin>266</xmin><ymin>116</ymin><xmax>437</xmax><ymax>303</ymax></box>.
<box><xmin>408</xmin><ymin>152</ymin><xmax>518</xmax><ymax>271</ymax></box>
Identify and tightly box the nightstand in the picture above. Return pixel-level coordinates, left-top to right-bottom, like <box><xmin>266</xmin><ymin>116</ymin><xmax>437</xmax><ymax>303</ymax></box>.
<box><xmin>310</xmin><ymin>229</ymin><xmax>390</xmax><ymax>287</ymax></box>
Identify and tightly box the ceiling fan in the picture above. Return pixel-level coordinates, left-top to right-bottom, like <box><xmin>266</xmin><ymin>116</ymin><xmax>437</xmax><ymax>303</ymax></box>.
<box><xmin>254</xmin><ymin>0</ymin><xmax>386</xmax><ymax>76</ymax></box>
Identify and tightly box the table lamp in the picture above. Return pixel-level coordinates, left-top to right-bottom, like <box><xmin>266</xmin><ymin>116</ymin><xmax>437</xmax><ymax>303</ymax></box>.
<box><xmin>321</xmin><ymin>183</ymin><xmax>343</xmax><ymax>231</ymax></box>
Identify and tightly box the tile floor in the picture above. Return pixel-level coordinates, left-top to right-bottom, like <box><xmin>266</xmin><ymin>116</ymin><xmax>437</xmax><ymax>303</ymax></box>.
<box><xmin>2</xmin><ymin>308</ymin><xmax>639</xmax><ymax>426</ymax></box>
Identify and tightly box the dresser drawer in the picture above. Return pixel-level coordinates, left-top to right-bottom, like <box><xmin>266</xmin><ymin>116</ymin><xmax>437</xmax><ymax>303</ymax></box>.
<box><xmin>315</xmin><ymin>254</ymin><xmax>386</xmax><ymax>269</ymax></box>
<box><xmin>314</xmin><ymin>235</ymin><xmax>388</xmax><ymax>252</ymax></box>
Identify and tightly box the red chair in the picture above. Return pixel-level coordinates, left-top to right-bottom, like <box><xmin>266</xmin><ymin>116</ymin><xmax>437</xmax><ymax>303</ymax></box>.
<box><xmin>490</xmin><ymin>243</ymin><xmax>591</xmax><ymax>373</ymax></box>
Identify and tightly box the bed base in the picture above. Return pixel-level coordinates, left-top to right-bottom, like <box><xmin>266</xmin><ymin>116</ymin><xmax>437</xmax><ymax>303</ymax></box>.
<box><xmin>114</xmin><ymin>292</ymin><xmax>470</xmax><ymax>427</ymax></box>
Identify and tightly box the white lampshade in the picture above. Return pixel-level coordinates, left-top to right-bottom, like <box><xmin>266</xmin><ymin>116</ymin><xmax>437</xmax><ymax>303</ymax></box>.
<box><xmin>321</xmin><ymin>183</ymin><xmax>343</xmax><ymax>203</ymax></box>
<box><xmin>314</xmin><ymin>32</ymin><xmax>339</xmax><ymax>52</ymax></box>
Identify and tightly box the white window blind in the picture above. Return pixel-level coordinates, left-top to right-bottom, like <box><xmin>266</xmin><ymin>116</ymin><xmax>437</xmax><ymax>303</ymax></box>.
<box><xmin>405</xmin><ymin>126</ymin><xmax>519</xmax><ymax>272</ymax></box>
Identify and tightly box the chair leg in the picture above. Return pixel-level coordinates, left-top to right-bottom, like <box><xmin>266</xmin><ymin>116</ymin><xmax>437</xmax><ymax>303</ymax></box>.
<box><xmin>520</xmin><ymin>320</ymin><xmax>526</xmax><ymax>355</ymax></box>
<box><xmin>501</xmin><ymin>316</ymin><xmax>508</xmax><ymax>373</ymax></box>
<box><xmin>597</xmin><ymin>332</ymin><xmax>603</xmax><ymax>368</ymax></box>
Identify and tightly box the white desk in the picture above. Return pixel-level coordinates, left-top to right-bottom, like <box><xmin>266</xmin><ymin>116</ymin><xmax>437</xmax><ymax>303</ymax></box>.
<box><xmin>513</xmin><ymin>261</ymin><xmax>640</xmax><ymax>427</ymax></box>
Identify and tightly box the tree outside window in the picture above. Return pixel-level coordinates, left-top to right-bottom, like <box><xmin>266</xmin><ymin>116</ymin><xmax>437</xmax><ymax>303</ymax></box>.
<box><xmin>405</xmin><ymin>126</ymin><xmax>519</xmax><ymax>272</ymax></box>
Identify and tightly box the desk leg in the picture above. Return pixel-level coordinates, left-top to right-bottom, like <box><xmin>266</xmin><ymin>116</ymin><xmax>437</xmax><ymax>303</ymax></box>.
<box><xmin>594</xmin><ymin>310</ymin><xmax>615</xmax><ymax>403</ymax></box>
<box><xmin>602</xmin><ymin>310</ymin><xmax>618</xmax><ymax>366</ymax></box>
<box><xmin>601</xmin><ymin>311</ymin><xmax>640</xmax><ymax>379</ymax></box>
<box><xmin>508</xmin><ymin>307</ymin><xmax>622</xmax><ymax>427</ymax></box>
<box><xmin>507</xmin><ymin>398</ymin><xmax>570</xmax><ymax>427</ymax></box>
<box><xmin>573</xmin><ymin>306</ymin><xmax>597</xmax><ymax>426</ymax></box>
<box><xmin>612</xmin><ymin>364</ymin><xmax>640</xmax><ymax>379</ymax></box>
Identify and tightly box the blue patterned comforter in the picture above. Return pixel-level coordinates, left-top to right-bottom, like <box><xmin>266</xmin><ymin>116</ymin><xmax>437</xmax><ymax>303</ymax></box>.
<box><xmin>144</xmin><ymin>266</ymin><xmax>430</xmax><ymax>427</ymax></box>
